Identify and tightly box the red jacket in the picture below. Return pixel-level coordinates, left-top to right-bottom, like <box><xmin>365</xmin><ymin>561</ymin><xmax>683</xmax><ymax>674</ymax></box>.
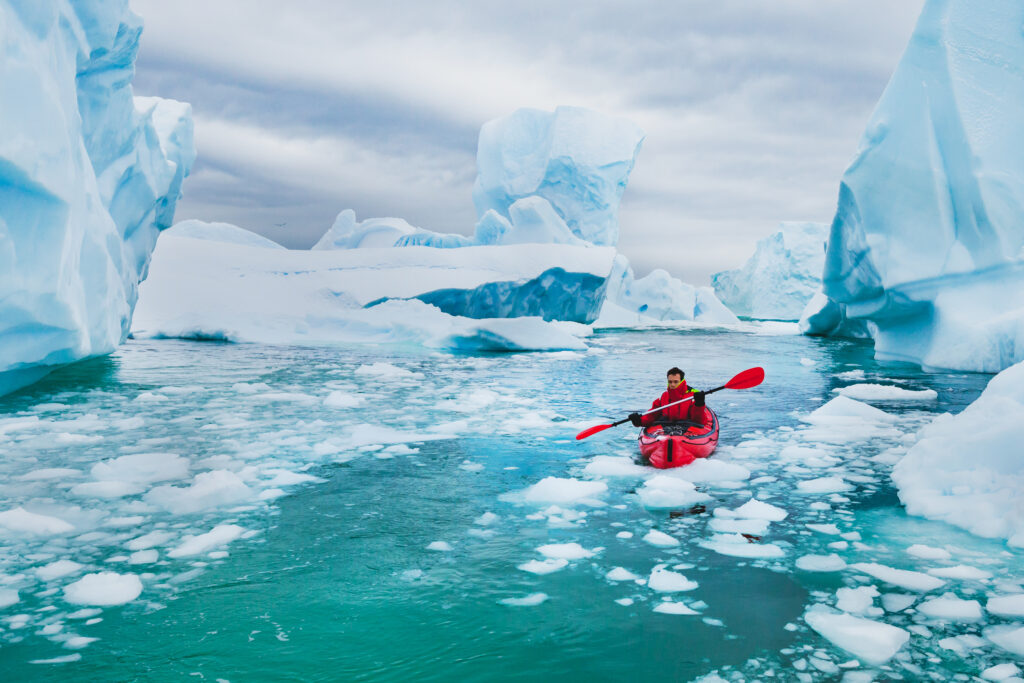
<box><xmin>641</xmin><ymin>382</ymin><xmax>706</xmax><ymax>425</ymax></box>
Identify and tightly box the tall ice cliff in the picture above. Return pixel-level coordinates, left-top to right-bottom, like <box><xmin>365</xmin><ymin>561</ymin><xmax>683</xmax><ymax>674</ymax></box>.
<box><xmin>0</xmin><ymin>1</ymin><xmax>195</xmax><ymax>394</ymax></box>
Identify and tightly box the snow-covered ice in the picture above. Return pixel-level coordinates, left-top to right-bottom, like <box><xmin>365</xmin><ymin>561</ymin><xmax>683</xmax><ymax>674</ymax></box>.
<box><xmin>894</xmin><ymin>360</ymin><xmax>1024</xmax><ymax>547</ymax></box>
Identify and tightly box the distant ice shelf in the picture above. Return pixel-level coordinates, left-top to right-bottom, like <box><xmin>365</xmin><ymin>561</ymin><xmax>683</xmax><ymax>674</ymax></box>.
<box><xmin>131</xmin><ymin>234</ymin><xmax>612</xmax><ymax>351</ymax></box>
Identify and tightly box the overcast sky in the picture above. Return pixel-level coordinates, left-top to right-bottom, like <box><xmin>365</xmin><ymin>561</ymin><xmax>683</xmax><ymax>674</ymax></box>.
<box><xmin>132</xmin><ymin>0</ymin><xmax>924</xmax><ymax>285</ymax></box>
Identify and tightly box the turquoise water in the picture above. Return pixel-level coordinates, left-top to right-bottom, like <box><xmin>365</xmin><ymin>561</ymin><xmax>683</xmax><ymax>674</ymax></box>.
<box><xmin>0</xmin><ymin>328</ymin><xmax>1016</xmax><ymax>681</ymax></box>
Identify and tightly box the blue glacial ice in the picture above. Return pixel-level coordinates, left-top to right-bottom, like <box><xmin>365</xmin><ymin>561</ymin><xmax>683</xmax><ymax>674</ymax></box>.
<box><xmin>801</xmin><ymin>0</ymin><xmax>1024</xmax><ymax>372</ymax></box>
<box><xmin>712</xmin><ymin>222</ymin><xmax>827</xmax><ymax>321</ymax></box>
<box><xmin>0</xmin><ymin>1</ymin><xmax>194</xmax><ymax>396</ymax></box>
<box><xmin>472</xmin><ymin>106</ymin><xmax>645</xmax><ymax>247</ymax></box>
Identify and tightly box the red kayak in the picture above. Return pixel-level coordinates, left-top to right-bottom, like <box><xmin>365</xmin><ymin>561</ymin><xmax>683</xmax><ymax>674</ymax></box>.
<box><xmin>638</xmin><ymin>408</ymin><xmax>719</xmax><ymax>469</ymax></box>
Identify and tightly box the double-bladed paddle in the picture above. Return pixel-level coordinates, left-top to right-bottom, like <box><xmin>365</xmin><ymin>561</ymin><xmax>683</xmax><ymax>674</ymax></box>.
<box><xmin>574</xmin><ymin>366</ymin><xmax>765</xmax><ymax>441</ymax></box>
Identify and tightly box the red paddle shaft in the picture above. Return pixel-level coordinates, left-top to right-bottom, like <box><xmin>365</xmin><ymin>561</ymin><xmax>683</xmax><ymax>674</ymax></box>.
<box><xmin>574</xmin><ymin>367</ymin><xmax>765</xmax><ymax>441</ymax></box>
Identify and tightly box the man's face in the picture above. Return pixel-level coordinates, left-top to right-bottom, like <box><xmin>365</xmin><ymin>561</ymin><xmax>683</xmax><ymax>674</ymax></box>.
<box><xmin>667</xmin><ymin>374</ymin><xmax>683</xmax><ymax>388</ymax></box>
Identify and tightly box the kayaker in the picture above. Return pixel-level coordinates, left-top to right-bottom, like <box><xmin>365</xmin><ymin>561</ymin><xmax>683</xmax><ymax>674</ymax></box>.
<box><xmin>628</xmin><ymin>367</ymin><xmax>706</xmax><ymax>427</ymax></box>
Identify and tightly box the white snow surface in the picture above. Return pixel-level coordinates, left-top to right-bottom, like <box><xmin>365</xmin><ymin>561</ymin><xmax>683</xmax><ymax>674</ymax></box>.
<box><xmin>801</xmin><ymin>0</ymin><xmax>1024</xmax><ymax>373</ymax></box>
<box><xmin>893</xmin><ymin>360</ymin><xmax>1024</xmax><ymax>546</ymax></box>
<box><xmin>133</xmin><ymin>234</ymin><xmax>610</xmax><ymax>351</ymax></box>
<box><xmin>712</xmin><ymin>222</ymin><xmax>828</xmax><ymax>320</ymax></box>
<box><xmin>0</xmin><ymin>1</ymin><xmax>194</xmax><ymax>396</ymax></box>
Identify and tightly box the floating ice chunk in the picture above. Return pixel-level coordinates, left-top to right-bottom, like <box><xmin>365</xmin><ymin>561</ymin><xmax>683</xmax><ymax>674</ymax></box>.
<box><xmin>36</xmin><ymin>561</ymin><xmax>84</xmax><ymax>581</ymax></box>
<box><xmin>126</xmin><ymin>530</ymin><xmax>175</xmax><ymax>551</ymax></box>
<box><xmin>800</xmin><ymin>358</ymin><xmax>817</xmax><ymax>367</ymax></box>
<box><xmin>616</xmin><ymin>531</ymin><xmax>633</xmax><ymax>539</ymax></box>
<box><xmin>426</xmin><ymin>541</ymin><xmax>453</xmax><ymax>552</ymax></box>
<box><xmin>323</xmin><ymin>391</ymin><xmax>364</xmax><ymax>409</ymax></box>
<box><xmin>881</xmin><ymin>594</ymin><xmax>916</xmax><ymax>613</ymax></box>
<box><xmin>802</xmin><ymin>396</ymin><xmax>898</xmax><ymax>424</ymax></box>
<box><xmin>499</xmin><ymin>593</ymin><xmax>548</xmax><ymax>607</ymax></box>
<box><xmin>648</xmin><ymin>565</ymin><xmax>698</xmax><ymax>593</ymax></box>
<box><xmin>836</xmin><ymin>586</ymin><xmax>879</xmax><ymax>615</ymax></box>
<box><xmin>988</xmin><ymin>594</ymin><xmax>1024</xmax><ymax>617</ymax></box>
<box><xmin>642</xmin><ymin>529</ymin><xmax>680</xmax><ymax>547</ymax></box>
<box><xmin>653</xmin><ymin>601</ymin><xmax>699</xmax><ymax>615</ymax></box>
<box><xmin>62</xmin><ymin>572</ymin><xmax>143</xmax><ymax>606</ymax></box>
<box><xmin>803</xmin><ymin>606</ymin><xmax>909</xmax><ymax>666</ymax></box>
<box><xmin>144</xmin><ymin>470</ymin><xmax>254</xmax><ymax>514</ymax></box>
<box><xmin>70</xmin><ymin>481</ymin><xmax>145</xmax><ymax>498</ymax></box>
<box><xmin>637</xmin><ymin>475</ymin><xmax>711</xmax><ymax>509</ymax></box>
<box><xmin>850</xmin><ymin>563</ymin><xmax>946</xmax><ymax>591</ymax></box>
<box><xmin>615</xmin><ymin>598</ymin><xmax>634</xmax><ymax>607</ymax></box>
<box><xmin>796</xmin><ymin>554</ymin><xmax>847</xmax><ymax>572</ymax></box>
<box><xmin>0</xmin><ymin>588</ymin><xmax>19</xmax><ymax>608</ymax></box>
<box><xmin>18</xmin><ymin>468</ymin><xmax>83</xmax><ymax>481</ymax></box>
<box><xmin>0</xmin><ymin>507</ymin><xmax>74</xmax><ymax>535</ymax></box>
<box><xmin>128</xmin><ymin>550</ymin><xmax>158</xmax><ymax>565</ymax></box>
<box><xmin>67</xmin><ymin>609</ymin><xmax>102</xmax><ymax>620</ymax></box>
<box><xmin>709</xmin><ymin>518</ymin><xmax>770</xmax><ymax>535</ymax></box>
<box><xmin>833</xmin><ymin>384</ymin><xmax>938</xmax><ymax>402</ymax></box>
<box><xmin>606</xmin><ymin>567</ymin><xmax>641</xmax><ymax>582</ymax></box>
<box><xmin>91</xmin><ymin>453</ymin><xmax>189</xmax><ymax>484</ymax></box>
<box><xmin>63</xmin><ymin>635</ymin><xmax>99</xmax><ymax>649</ymax></box>
<box><xmin>797</xmin><ymin>476</ymin><xmax>853</xmax><ymax>494</ymax></box>
<box><xmin>906</xmin><ymin>544</ymin><xmax>951</xmax><ymax>560</ymax></box>
<box><xmin>536</xmin><ymin>543</ymin><xmax>595</xmax><ymax>560</ymax></box>
<box><xmin>168</xmin><ymin>525</ymin><xmax>246</xmax><ymax>558</ymax></box>
<box><xmin>981</xmin><ymin>662</ymin><xmax>1022</xmax><ymax>681</ymax></box>
<box><xmin>667</xmin><ymin>459</ymin><xmax>750</xmax><ymax>483</ymax></box>
<box><xmin>583</xmin><ymin>456</ymin><xmax>647</xmax><ymax>478</ymax></box>
<box><xmin>475</xmin><ymin>512</ymin><xmax>499</xmax><ymax>526</ymax></box>
<box><xmin>927</xmin><ymin>565</ymin><xmax>993</xmax><ymax>581</ymax></box>
<box><xmin>29</xmin><ymin>654</ymin><xmax>82</xmax><ymax>664</ymax></box>
<box><xmin>520</xmin><ymin>477</ymin><xmax>607</xmax><ymax>505</ymax></box>
<box><xmin>517</xmin><ymin>558</ymin><xmax>568</xmax><ymax>575</ymax></box>
<box><xmin>700</xmin><ymin>534</ymin><xmax>784</xmax><ymax>559</ymax></box>
<box><xmin>917</xmin><ymin>593</ymin><xmax>983</xmax><ymax>621</ymax></box>
<box><xmin>731</xmin><ymin>499</ymin><xmax>787</xmax><ymax>522</ymax></box>
<box><xmin>986</xmin><ymin>625</ymin><xmax>1024</xmax><ymax>656</ymax></box>
<box><xmin>354</xmin><ymin>363</ymin><xmax>424</xmax><ymax>380</ymax></box>
<box><xmin>806</xmin><ymin>523</ymin><xmax>841</xmax><ymax>535</ymax></box>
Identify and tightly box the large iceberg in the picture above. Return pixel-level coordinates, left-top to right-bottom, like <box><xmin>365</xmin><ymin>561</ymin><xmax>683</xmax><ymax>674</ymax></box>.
<box><xmin>131</xmin><ymin>230</ymin><xmax>611</xmax><ymax>350</ymax></box>
<box><xmin>473</xmin><ymin>107</ymin><xmax>645</xmax><ymax>246</ymax></box>
<box><xmin>712</xmin><ymin>222</ymin><xmax>827</xmax><ymax>320</ymax></box>
<box><xmin>893</xmin><ymin>360</ymin><xmax>1024</xmax><ymax>547</ymax></box>
<box><xmin>802</xmin><ymin>0</ymin><xmax>1024</xmax><ymax>372</ymax></box>
<box><xmin>0</xmin><ymin>1</ymin><xmax>194</xmax><ymax>395</ymax></box>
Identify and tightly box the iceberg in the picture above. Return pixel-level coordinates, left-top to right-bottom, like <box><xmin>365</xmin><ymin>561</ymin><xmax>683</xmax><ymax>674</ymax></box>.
<box><xmin>802</xmin><ymin>0</ymin><xmax>1024</xmax><ymax>372</ymax></box>
<box><xmin>473</xmin><ymin>106</ymin><xmax>645</xmax><ymax>246</ymax></box>
<box><xmin>0</xmin><ymin>1</ymin><xmax>194</xmax><ymax>395</ymax></box>
<box><xmin>893</xmin><ymin>359</ymin><xmax>1024</xmax><ymax>547</ymax></box>
<box><xmin>595</xmin><ymin>255</ymin><xmax>739</xmax><ymax>327</ymax></box>
<box><xmin>712</xmin><ymin>222</ymin><xmax>827</xmax><ymax>320</ymax></box>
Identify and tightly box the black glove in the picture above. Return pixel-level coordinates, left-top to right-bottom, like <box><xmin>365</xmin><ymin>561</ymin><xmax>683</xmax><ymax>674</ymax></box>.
<box><xmin>628</xmin><ymin>412</ymin><xmax>643</xmax><ymax>427</ymax></box>
<box><xmin>693</xmin><ymin>391</ymin><xmax>706</xmax><ymax>408</ymax></box>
